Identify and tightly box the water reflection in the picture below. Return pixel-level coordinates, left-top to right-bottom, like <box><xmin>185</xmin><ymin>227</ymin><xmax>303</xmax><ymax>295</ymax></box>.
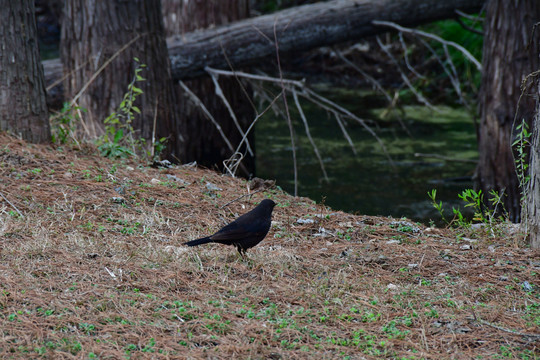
<box><xmin>256</xmin><ymin>95</ymin><xmax>477</xmax><ymax>224</ymax></box>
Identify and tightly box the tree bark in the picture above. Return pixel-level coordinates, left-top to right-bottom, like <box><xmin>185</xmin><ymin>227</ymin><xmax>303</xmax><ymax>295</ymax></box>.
<box><xmin>525</xmin><ymin>85</ymin><xmax>540</xmax><ymax>249</ymax></box>
<box><xmin>61</xmin><ymin>0</ymin><xmax>181</xmax><ymax>159</ymax></box>
<box><xmin>162</xmin><ymin>0</ymin><xmax>254</xmax><ymax>175</ymax></box>
<box><xmin>0</xmin><ymin>0</ymin><xmax>50</xmax><ymax>143</ymax></box>
<box><xmin>477</xmin><ymin>0</ymin><xmax>540</xmax><ymax>222</ymax></box>
<box><xmin>44</xmin><ymin>0</ymin><xmax>485</xmax><ymax>106</ymax></box>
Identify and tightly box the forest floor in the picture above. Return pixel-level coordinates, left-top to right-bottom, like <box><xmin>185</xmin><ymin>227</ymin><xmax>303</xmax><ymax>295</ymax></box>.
<box><xmin>0</xmin><ymin>133</ymin><xmax>538</xmax><ymax>359</ymax></box>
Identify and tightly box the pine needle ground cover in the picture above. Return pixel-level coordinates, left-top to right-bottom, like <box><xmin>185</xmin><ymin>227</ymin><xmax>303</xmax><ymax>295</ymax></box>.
<box><xmin>0</xmin><ymin>134</ymin><xmax>538</xmax><ymax>359</ymax></box>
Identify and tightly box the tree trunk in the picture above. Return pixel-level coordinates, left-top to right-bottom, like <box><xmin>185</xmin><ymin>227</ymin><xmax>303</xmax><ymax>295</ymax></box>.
<box><xmin>477</xmin><ymin>0</ymin><xmax>540</xmax><ymax>222</ymax></box>
<box><xmin>0</xmin><ymin>0</ymin><xmax>50</xmax><ymax>143</ymax></box>
<box><xmin>61</xmin><ymin>0</ymin><xmax>181</xmax><ymax>159</ymax></box>
<box><xmin>162</xmin><ymin>0</ymin><xmax>255</xmax><ymax>175</ymax></box>
<box><xmin>44</xmin><ymin>0</ymin><xmax>485</xmax><ymax>106</ymax></box>
<box><xmin>525</xmin><ymin>86</ymin><xmax>540</xmax><ymax>249</ymax></box>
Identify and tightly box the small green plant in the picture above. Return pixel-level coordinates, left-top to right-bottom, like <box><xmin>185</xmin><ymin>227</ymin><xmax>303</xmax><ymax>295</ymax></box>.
<box><xmin>428</xmin><ymin>189</ymin><xmax>449</xmax><ymax>225</ymax></box>
<box><xmin>50</xmin><ymin>102</ymin><xmax>83</xmax><ymax>145</ymax></box>
<box><xmin>97</xmin><ymin>58</ymin><xmax>145</xmax><ymax>158</ymax></box>
<box><xmin>512</xmin><ymin>118</ymin><xmax>532</xmax><ymax>210</ymax></box>
<box><xmin>429</xmin><ymin>188</ymin><xmax>506</xmax><ymax>230</ymax></box>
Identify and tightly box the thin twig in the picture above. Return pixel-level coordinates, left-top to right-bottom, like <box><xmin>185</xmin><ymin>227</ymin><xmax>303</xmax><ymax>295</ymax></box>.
<box><xmin>208</xmin><ymin>71</ymin><xmax>254</xmax><ymax>156</ymax></box>
<box><xmin>376</xmin><ymin>36</ymin><xmax>437</xmax><ymax>112</ymax></box>
<box><xmin>398</xmin><ymin>32</ymin><xmax>425</xmax><ymax>80</ymax></box>
<box><xmin>70</xmin><ymin>34</ymin><xmax>142</xmax><ymax>106</ymax></box>
<box><xmin>334</xmin><ymin>49</ymin><xmax>393</xmax><ymax>103</ymax></box>
<box><xmin>206</xmin><ymin>67</ymin><xmax>305</xmax><ymax>88</ymax></box>
<box><xmin>456</xmin><ymin>17</ymin><xmax>483</xmax><ymax>35</ymax></box>
<box><xmin>333</xmin><ymin>112</ymin><xmax>357</xmax><ymax>155</ymax></box>
<box><xmin>223</xmin><ymin>152</ymin><xmax>244</xmax><ymax>177</ymax></box>
<box><xmin>0</xmin><ymin>191</ymin><xmax>24</xmax><ymax>218</ymax></box>
<box><xmin>274</xmin><ymin>19</ymin><xmax>298</xmax><ymax>197</ymax></box>
<box><xmin>455</xmin><ymin>9</ymin><xmax>485</xmax><ymax>23</ymax></box>
<box><xmin>301</xmin><ymin>88</ymin><xmax>394</xmax><ymax>166</ymax></box>
<box><xmin>151</xmin><ymin>99</ymin><xmax>158</xmax><ymax>159</ymax></box>
<box><xmin>372</xmin><ymin>20</ymin><xmax>482</xmax><ymax>71</ymax></box>
<box><xmin>232</xmin><ymin>89</ymin><xmax>284</xmax><ymax>156</ymax></box>
<box><xmin>292</xmin><ymin>90</ymin><xmax>329</xmax><ymax>182</ymax></box>
<box><xmin>178</xmin><ymin>80</ymin><xmax>236</xmax><ymax>154</ymax></box>
<box><xmin>416</xmin><ymin>37</ymin><xmax>469</xmax><ymax>109</ymax></box>
<box><xmin>472</xmin><ymin>310</ymin><xmax>540</xmax><ymax>339</ymax></box>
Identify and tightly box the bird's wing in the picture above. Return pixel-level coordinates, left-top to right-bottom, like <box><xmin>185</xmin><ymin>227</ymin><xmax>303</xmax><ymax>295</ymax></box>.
<box><xmin>209</xmin><ymin>221</ymin><xmax>260</xmax><ymax>241</ymax></box>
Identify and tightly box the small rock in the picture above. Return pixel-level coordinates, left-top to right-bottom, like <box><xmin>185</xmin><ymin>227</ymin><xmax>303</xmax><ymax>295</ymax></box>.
<box><xmin>454</xmin><ymin>326</ymin><xmax>472</xmax><ymax>334</ymax></box>
<box><xmin>471</xmin><ymin>223</ymin><xmax>484</xmax><ymax>231</ymax></box>
<box><xmin>182</xmin><ymin>161</ymin><xmax>197</xmax><ymax>169</ymax></box>
<box><xmin>297</xmin><ymin>218</ymin><xmax>316</xmax><ymax>224</ymax></box>
<box><xmin>166</xmin><ymin>174</ymin><xmax>190</xmax><ymax>186</ymax></box>
<box><xmin>150</xmin><ymin>178</ymin><xmax>161</xmax><ymax>184</ymax></box>
<box><xmin>126</xmin><ymin>166</ymin><xmax>134</xmax><ymax>171</ymax></box>
<box><xmin>63</xmin><ymin>172</ymin><xmax>72</xmax><ymax>179</ymax></box>
<box><xmin>387</xmin><ymin>283</ymin><xmax>398</xmax><ymax>291</ymax></box>
<box><xmin>150</xmin><ymin>159</ymin><xmax>172</xmax><ymax>168</ymax></box>
<box><xmin>111</xmin><ymin>197</ymin><xmax>125</xmax><ymax>204</ymax></box>
<box><xmin>424</xmin><ymin>227</ymin><xmax>439</xmax><ymax>234</ymax></box>
<box><xmin>460</xmin><ymin>244</ymin><xmax>472</xmax><ymax>250</ymax></box>
<box><xmin>205</xmin><ymin>181</ymin><xmax>222</xmax><ymax>191</ymax></box>
<box><xmin>408</xmin><ymin>263</ymin><xmax>418</xmax><ymax>268</ymax></box>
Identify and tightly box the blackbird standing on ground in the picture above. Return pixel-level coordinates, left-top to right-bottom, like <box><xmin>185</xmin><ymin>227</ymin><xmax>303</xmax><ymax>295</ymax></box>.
<box><xmin>184</xmin><ymin>199</ymin><xmax>276</xmax><ymax>256</ymax></box>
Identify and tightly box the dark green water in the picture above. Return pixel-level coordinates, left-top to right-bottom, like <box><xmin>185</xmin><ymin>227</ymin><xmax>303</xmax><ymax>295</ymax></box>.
<box><xmin>255</xmin><ymin>89</ymin><xmax>478</xmax><ymax>224</ymax></box>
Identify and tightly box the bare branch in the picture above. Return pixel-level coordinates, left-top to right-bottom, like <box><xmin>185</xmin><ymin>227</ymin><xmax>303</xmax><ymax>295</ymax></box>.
<box><xmin>274</xmin><ymin>20</ymin><xmax>298</xmax><ymax>197</ymax></box>
<box><xmin>292</xmin><ymin>90</ymin><xmax>329</xmax><ymax>182</ymax></box>
<box><xmin>398</xmin><ymin>32</ymin><xmax>426</xmax><ymax>80</ymax></box>
<box><xmin>372</xmin><ymin>20</ymin><xmax>482</xmax><ymax>71</ymax></box>
<box><xmin>333</xmin><ymin>112</ymin><xmax>357</xmax><ymax>155</ymax></box>
<box><xmin>0</xmin><ymin>191</ymin><xmax>24</xmax><ymax>219</ymax></box>
<box><xmin>208</xmin><ymin>71</ymin><xmax>254</xmax><ymax>156</ymax></box>
<box><xmin>178</xmin><ymin>80</ymin><xmax>236</xmax><ymax>154</ymax></box>
<box><xmin>334</xmin><ymin>49</ymin><xmax>393</xmax><ymax>103</ymax></box>
<box><xmin>376</xmin><ymin>36</ymin><xmax>437</xmax><ymax>111</ymax></box>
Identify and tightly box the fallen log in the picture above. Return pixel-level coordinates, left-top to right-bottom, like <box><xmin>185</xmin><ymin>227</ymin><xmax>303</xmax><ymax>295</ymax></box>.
<box><xmin>44</xmin><ymin>0</ymin><xmax>484</xmax><ymax>107</ymax></box>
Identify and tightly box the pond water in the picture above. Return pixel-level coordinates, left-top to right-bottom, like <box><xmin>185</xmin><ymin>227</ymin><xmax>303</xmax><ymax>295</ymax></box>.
<box><xmin>255</xmin><ymin>88</ymin><xmax>478</xmax><ymax>224</ymax></box>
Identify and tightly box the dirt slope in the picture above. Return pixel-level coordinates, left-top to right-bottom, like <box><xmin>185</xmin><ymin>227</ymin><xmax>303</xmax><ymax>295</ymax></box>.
<box><xmin>0</xmin><ymin>134</ymin><xmax>538</xmax><ymax>359</ymax></box>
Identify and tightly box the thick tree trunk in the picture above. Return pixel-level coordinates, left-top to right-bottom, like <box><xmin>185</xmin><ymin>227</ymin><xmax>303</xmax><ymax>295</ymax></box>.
<box><xmin>61</xmin><ymin>0</ymin><xmax>181</xmax><ymax>159</ymax></box>
<box><xmin>162</xmin><ymin>0</ymin><xmax>254</xmax><ymax>175</ymax></box>
<box><xmin>525</xmin><ymin>88</ymin><xmax>540</xmax><ymax>249</ymax></box>
<box><xmin>477</xmin><ymin>0</ymin><xmax>540</xmax><ymax>222</ymax></box>
<box><xmin>0</xmin><ymin>0</ymin><xmax>50</xmax><ymax>143</ymax></box>
<box><xmin>44</xmin><ymin>0</ymin><xmax>485</xmax><ymax>106</ymax></box>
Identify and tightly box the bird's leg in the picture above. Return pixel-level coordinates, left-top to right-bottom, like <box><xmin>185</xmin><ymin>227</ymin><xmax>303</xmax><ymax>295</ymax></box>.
<box><xmin>234</xmin><ymin>244</ymin><xmax>244</xmax><ymax>259</ymax></box>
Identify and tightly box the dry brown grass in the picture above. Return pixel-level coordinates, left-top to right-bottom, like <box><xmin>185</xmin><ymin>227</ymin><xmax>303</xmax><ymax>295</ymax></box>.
<box><xmin>0</xmin><ymin>133</ymin><xmax>538</xmax><ymax>359</ymax></box>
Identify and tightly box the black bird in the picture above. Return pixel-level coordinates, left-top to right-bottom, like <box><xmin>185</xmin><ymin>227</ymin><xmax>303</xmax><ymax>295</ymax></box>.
<box><xmin>184</xmin><ymin>199</ymin><xmax>276</xmax><ymax>256</ymax></box>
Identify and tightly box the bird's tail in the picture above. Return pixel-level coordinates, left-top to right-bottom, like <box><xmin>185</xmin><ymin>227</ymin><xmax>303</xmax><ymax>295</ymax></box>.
<box><xmin>184</xmin><ymin>236</ymin><xmax>212</xmax><ymax>247</ymax></box>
